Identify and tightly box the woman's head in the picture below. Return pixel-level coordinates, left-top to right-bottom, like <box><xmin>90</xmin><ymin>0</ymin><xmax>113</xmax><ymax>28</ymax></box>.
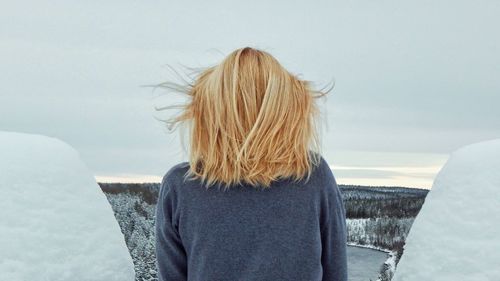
<box><xmin>156</xmin><ymin>47</ymin><xmax>333</xmax><ymax>190</ymax></box>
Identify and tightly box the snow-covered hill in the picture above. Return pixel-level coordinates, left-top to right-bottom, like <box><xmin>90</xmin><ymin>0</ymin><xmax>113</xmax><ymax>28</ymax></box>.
<box><xmin>0</xmin><ymin>131</ymin><xmax>135</xmax><ymax>281</ymax></box>
<box><xmin>392</xmin><ymin>139</ymin><xmax>500</xmax><ymax>281</ymax></box>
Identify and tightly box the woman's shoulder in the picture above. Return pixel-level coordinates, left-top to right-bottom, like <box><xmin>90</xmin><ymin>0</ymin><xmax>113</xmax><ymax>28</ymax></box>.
<box><xmin>161</xmin><ymin>161</ymin><xmax>190</xmax><ymax>186</ymax></box>
<box><xmin>314</xmin><ymin>155</ymin><xmax>341</xmax><ymax>195</ymax></box>
<box><xmin>314</xmin><ymin>154</ymin><xmax>335</xmax><ymax>180</ymax></box>
<box><xmin>158</xmin><ymin>162</ymin><xmax>190</xmax><ymax>196</ymax></box>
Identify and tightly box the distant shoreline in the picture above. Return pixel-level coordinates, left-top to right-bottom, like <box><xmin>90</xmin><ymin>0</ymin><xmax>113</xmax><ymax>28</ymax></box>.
<box><xmin>347</xmin><ymin>242</ymin><xmax>391</xmax><ymax>253</ymax></box>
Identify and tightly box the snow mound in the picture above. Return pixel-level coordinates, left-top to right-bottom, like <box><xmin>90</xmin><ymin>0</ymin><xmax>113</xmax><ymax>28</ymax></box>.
<box><xmin>392</xmin><ymin>139</ymin><xmax>500</xmax><ymax>281</ymax></box>
<box><xmin>0</xmin><ymin>131</ymin><xmax>135</xmax><ymax>281</ymax></box>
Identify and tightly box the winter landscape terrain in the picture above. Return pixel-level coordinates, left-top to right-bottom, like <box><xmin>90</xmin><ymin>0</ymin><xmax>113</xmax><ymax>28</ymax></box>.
<box><xmin>100</xmin><ymin>182</ymin><xmax>428</xmax><ymax>281</ymax></box>
<box><xmin>4</xmin><ymin>130</ymin><xmax>497</xmax><ymax>280</ymax></box>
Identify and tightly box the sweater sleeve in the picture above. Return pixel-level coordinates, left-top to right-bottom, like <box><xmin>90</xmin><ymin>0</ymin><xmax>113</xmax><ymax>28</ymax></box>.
<box><xmin>320</xmin><ymin>169</ymin><xmax>348</xmax><ymax>281</ymax></box>
<box><xmin>155</xmin><ymin>174</ymin><xmax>188</xmax><ymax>281</ymax></box>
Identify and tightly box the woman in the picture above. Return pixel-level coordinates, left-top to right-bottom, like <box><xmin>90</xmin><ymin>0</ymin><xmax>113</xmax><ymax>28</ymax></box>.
<box><xmin>154</xmin><ymin>47</ymin><xmax>347</xmax><ymax>281</ymax></box>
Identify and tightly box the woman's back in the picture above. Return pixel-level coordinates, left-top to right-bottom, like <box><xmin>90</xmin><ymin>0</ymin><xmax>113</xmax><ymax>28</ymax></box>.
<box><xmin>154</xmin><ymin>46</ymin><xmax>346</xmax><ymax>280</ymax></box>
<box><xmin>155</xmin><ymin>155</ymin><xmax>348</xmax><ymax>281</ymax></box>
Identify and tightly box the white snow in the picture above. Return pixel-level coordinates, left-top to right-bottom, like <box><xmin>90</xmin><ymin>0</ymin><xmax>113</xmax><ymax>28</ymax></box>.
<box><xmin>392</xmin><ymin>139</ymin><xmax>500</xmax><ymax>281</ymax></box>
<box><xmin>0</xmin><ymin>131</ymin><xmax>135</xmax><ymax>281</ymax></box>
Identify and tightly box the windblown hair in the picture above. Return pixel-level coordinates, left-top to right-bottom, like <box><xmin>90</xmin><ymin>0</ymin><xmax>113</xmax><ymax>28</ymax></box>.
<box><xmin>154</xmin><ymin>47</ymin><xmax>333</xmax><ymax>190</ymax></box>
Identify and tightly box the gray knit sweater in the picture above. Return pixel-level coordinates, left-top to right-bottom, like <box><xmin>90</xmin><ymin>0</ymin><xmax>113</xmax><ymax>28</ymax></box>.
<box><xmin>155</xmin><ymin>156</ymin><xmax>348</xmax><ymax>281</ymax></box>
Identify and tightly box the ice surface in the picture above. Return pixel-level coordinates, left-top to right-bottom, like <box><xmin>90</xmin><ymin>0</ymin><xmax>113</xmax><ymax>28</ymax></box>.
<box><xmin>0</xmin><ymin>131</ymin><xmax>135</xmax><ymax>281</ymax></box>
<box><xmin>392</xmin><ymin>139</ymin><xmax>500</xmax><ymax>281</ymax></box>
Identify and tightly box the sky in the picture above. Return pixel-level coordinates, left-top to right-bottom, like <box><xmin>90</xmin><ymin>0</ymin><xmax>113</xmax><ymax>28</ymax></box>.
<box><xmin>1</xmin><ymin>0</ymin><xmax>499</xmax><ymax>189</ymax></box>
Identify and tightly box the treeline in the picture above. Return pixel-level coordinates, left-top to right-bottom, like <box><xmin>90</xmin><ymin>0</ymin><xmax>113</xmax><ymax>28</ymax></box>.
<box><xmin>345</xmin><ymin>197</ymin><xmax>426</xmax><ymax>218</ymax></box>
<box><xmin>100</xmin><ymin>182</ymin><xmax>160</xmax><ymax>205</ymax></box>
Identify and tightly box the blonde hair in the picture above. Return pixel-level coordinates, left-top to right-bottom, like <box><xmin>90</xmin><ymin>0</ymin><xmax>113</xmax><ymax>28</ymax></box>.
<box><xmin>154</xmin><ymin>47</ymin><xmax>333</xmax><ymax>190</ymax></box>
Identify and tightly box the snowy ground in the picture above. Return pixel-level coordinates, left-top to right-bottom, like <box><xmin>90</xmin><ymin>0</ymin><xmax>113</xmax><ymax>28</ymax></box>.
<box><xmin>392</xmin><ymin>139</ymin><xmax>500</xmax><ymax>281</ymax></box>
<box><xmin>0</xmin><ymin>131</ymin><xmax>135</xmax><ymax>281</ymax></box>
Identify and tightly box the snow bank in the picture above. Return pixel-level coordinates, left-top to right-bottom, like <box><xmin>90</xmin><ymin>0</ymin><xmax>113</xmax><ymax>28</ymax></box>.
<box><xmin>0</xmin><ymin>131</ymin><xmax>135</xmax><ymax>281</ymax></box>
<box><xmin>392</xmin><ymin>139</ymin><xmax>500</xmax><ymax>281</ymax></box>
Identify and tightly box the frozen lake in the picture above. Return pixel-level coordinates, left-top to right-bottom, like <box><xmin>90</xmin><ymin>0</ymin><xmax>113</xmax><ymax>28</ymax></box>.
<box><xmin>347</xmin><ymin>245</ymin><xmax>389</xmax><ymax>281</ymax></box>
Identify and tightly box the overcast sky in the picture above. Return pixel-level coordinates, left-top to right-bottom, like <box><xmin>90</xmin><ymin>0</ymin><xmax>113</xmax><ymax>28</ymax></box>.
<box><xmin>1</xmin><ymin>0</ymin><xmax>499</xmax><ymax>189</ymax></box>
